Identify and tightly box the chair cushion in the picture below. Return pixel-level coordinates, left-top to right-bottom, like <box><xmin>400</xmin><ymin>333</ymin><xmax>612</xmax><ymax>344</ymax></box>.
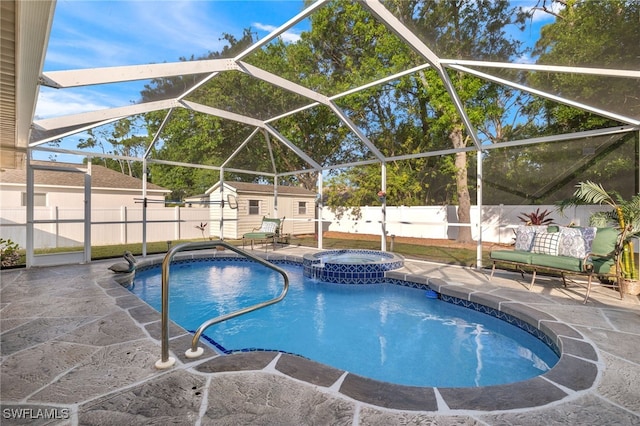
<box><xmin>243</xmin><ymin>232</ymin><xmax>274</xmax><ymax>239</ymax></box>
<box><xmin>590</xmin><ymin>256</ymin><xmax>616</xmax><ymax>274</ymax></box>
<box><xmin>259</xmin><ymin>221</ymin><xmax>278</xmax><ymax>233</ymax></box>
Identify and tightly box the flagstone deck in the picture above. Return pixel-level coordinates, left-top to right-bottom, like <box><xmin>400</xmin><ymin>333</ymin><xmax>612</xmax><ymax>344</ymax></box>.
<box><xmin>1</xmin><ymin>246</ymin><xmax>639</xmax><ymax>425</ymax></box>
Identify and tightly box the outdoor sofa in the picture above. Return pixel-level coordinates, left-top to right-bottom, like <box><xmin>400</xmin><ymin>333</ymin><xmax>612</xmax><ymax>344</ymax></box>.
<box><xmin>490</xmin><ymin>225</ymin><xmax>624</xmax><ymax>303</ymax></box>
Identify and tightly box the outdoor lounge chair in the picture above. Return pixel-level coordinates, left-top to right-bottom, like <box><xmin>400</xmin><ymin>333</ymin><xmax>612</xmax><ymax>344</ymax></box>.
<box><xmin>242</xmin><ymin>217</ymin><xmax>283</xmax><ymax>251</ymax></box>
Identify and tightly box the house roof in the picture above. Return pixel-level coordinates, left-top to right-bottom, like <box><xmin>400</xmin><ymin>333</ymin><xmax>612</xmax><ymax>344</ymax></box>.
<box><xmin>209</xmin><ymin>181</ymin><xmax>315</xmax><ymax>197</ymax></box>
<box><xmin>0</xmin><ymin>160</ymin><xmax>170</xmax><ymax>193</ymax></box>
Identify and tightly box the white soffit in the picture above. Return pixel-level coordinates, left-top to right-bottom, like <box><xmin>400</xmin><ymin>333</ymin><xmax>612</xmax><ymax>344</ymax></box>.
<box><xmin>1</xmin><ymin>0</ymin><xmax>54</xmax><ymax>169</ymax></box>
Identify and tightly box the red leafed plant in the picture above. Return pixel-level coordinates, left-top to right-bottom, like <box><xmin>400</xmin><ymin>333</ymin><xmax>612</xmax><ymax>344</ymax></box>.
<box><xmin>518</xmin><ymin>208</ymin><xmax>554</xmax><ymax>225</ymax></box>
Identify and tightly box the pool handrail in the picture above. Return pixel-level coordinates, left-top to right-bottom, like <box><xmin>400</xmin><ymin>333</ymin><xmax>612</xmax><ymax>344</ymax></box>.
<box><xmin>154</xmin><ymin>240</ymin><xmax>289</xmax><ymax>369</ymax></box>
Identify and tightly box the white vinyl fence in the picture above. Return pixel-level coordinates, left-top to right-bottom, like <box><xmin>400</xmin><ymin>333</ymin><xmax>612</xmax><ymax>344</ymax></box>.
<box><xmin>0</xmin><ymin>203</ymin><xmax>622</xmax><ymax>250</ymax></box>
<box><xmin>321</xmin><ymin>204</ymin><xmax>611</xmax><ymax>244</ymax></box>
<box><xmin>0</xmin><ymin>206</ymin><xmax>211</xmax><ymax>249</ymax></box>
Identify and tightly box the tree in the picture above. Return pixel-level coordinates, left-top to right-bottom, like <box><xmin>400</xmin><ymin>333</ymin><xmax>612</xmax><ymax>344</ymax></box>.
<box><xmin>77</xmin><ymin>116</ymin><xmax>147</xmax><ymax>178</ymax></box>
<box><xmin>532</xmin><ymin>0</ymin><xmax>640</xmax><ymax>123</ymax></box>
<box><xmin>142</xmin><ymin>30</ymin><xmax>260</xmax><ymax>199</ymax></box>
<box><xmin>315</xmin><ymin>0</ymin><xmax>528</xmax><ymax>242</ymax></box>
<box><xmin>510</xmin><ymin>0</ymin><xmax>640</xmax><ymax>202</ymax></box>
<box><xmin>397</xmin><ymin>0</ymin><xmax>528</xmax><ymax>242</ymax></box>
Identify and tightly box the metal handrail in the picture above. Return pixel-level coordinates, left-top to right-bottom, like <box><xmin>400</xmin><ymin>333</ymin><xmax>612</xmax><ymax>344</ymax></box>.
<box><xmin>154</xmin><ymin>240</ymin><xmax>289</xmax><ymax>369</ymax></box>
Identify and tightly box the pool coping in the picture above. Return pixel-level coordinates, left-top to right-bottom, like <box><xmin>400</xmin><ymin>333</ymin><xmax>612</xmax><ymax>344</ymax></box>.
<box><xmin>123</xmin><ymin>250</ymin><xmax>599</xmax><ymax>413</ymax></box>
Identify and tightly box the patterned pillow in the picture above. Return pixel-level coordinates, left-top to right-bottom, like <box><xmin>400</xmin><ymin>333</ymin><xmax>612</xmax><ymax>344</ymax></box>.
<box><xmin>531</xmin><ymin>231</ymin><xmax>560</xmax><ymax>256</ymax></box>
<box><xmin>579</xmin><ymin>227</ymin><xmax>597</xmax><ymax>254</ymax></box>
<box><xmin>259</xmin><ymin>221</ymin><xmax>278</xmax><ymax>233</ymax></box>
<box><xmin>557</xmin><ymin>227</ymin><xmax>586</xmax><ymax>258</ymax></box>
<box><xmin>515</xmin><ymin>225</ymin><xmax>546</xmax><ymax>251</ymax></box>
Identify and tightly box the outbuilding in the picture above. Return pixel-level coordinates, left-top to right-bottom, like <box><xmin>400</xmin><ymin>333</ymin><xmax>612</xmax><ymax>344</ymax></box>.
<box><xmin>202</xmin><ymin>182</ymin><xmax>317</xmax><ymax>240</ymax></box>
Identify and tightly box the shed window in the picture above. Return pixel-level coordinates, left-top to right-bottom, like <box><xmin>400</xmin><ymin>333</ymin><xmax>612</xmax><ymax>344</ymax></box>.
<box><xmin>21</xmin><ymin>192</ymin><xmax>47</xmax><ymax>207</ymax></box>
<box><xmin>249</xmin><ymin>200</ymin><xmax>260</xmax><ymax>215</ymax></box>
<box><xmin>298</xmin><ymin>201</ymin><xmax>306</xmax><ymax>215</ymax></box>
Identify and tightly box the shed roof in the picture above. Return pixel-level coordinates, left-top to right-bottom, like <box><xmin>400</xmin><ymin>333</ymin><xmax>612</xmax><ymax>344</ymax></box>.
<box><xmin>210</xmin><ymin>181</ymin><xmax>315</xmax><ymax>197</ymax></box>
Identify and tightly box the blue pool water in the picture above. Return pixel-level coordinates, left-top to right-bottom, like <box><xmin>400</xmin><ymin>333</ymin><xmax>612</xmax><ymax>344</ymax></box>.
<box><xmin>132</xmin><ymin>259</ymin><xmax>558</xmax><ymax>387</ymax></box>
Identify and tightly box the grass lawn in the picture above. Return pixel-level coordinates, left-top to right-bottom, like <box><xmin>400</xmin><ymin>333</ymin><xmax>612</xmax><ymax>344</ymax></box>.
<box><xmin>4</xmin><ymin>233</ymin><xmax>493</xmax><ymax>269</ymax></box>
<box><xmin>292</xmin><ymin>234</ymin><xmax>492</xmax><ymax>267</ymax></box>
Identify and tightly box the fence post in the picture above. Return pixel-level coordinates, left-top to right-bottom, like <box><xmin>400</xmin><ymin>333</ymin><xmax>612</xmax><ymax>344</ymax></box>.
<box><xmin>55</xmin><ymin>206</ymin><xmax>59</xmax><ymax>248</ymax></box>
<box><xmin>175</xmin><ymin>206</ymin><xmax>181</xmax><ymax>240</ymax></box>
<box><xmin>121</xmin><ymin>206</ymin><xmax>127</xmax><ymax>244</ymax></box>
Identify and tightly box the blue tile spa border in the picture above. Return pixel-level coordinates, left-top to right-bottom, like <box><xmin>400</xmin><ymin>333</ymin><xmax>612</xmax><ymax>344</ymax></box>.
<box><xmin>302</xmin><ymin>249</ymin><xmax>404</xmax><ymax>284</ymax></box>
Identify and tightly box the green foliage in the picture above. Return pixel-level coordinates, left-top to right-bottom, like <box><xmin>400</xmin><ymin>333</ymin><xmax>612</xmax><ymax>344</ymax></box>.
<box><xmin>559</xmin><ymin>181</ymin><xmax>640</xmax><ymax>237</ymax></box>
<box><xmin>317</xmin><ymin>0</ymin><xmax>528</xmax><ymax>242</ymax></box>
<box><xmin>480</xmin><ymin>132</ymin><xmax>636</xmax><ymax>205</ymax></box>
<box><xmin>531</xmin><ymin>0</ymin><xmax>639</xmax><ymax>127</ymax></box>
<box><xmin>0</xmin><ymin>238</ymin><xmax>21</xmax><ymax>268</ymax></box>
<box><xmin>559</xmin><ymin>180</ymin><xmax>640</xmax><ymax>280</ymax></box>
<box><xmin>517</xmin><ymin>208</ymin><xmax>554</xmax><ymax>226</ymax></box>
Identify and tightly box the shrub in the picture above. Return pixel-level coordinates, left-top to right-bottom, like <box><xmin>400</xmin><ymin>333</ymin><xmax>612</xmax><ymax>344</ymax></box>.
<box><xmin>518</xmin><ymin>208</ymin><xmax>554</xmax><ymax>225</ymax></box>
<box><xmin>0</xmin><ymin>238</ymin><xmax>21</xmax><ymax>268</ymax></box>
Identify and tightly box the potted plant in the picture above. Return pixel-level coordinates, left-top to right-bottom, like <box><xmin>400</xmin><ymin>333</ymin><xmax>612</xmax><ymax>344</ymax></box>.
<box><xmin>518</xmin><ymin>208</ymin><xmax>554</xmax><ymax>225</ymax></box>
<box><xmin>559</xmin><ymin>181</ymin><xmax>640</xmax><ymax>294</ymax></box>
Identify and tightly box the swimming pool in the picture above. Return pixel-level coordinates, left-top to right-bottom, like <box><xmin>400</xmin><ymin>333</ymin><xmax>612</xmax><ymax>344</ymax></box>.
<box><xmin>132</xmin><ymin>257</ymin><xmax>559</xmax><ymax>387</ymax></box>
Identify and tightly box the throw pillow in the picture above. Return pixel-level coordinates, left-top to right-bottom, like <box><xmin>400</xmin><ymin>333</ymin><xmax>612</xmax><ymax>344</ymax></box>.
<box><xmin>531</xmin><ymin>231</ymin><xmax>560</xmax><ymax>256</ymax></box>
<box><xmin>515</xmin><ymin>225</ymin><xmax>546</xmax><ymax>251</ymax></box>
<box><xmin>558</xmin><ymin>227</ymin><xmax>587</xmax><ymax>258</ymax></box>
<box><xmin>579</xmin><ymin>227</ymin><xmax>597</xmax><ymax>253</ymax></box>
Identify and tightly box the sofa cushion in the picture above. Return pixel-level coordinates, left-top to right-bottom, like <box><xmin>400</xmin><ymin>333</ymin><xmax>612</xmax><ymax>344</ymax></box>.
<box><xmin>529</xmin><ymin>253</ymin><xmax>584</xmax><ymax>272</ymax></box>
<box><xmin>591</xmin><ymin>227</ymin><xmax>619</xmax><ymax>256</ymax></box>
<box><xmin>490</xmin><ymin>250</ymin><xmax>533</xmax><ymax>264</ymax></box>
<box><xmin>591</xmin><ymin>256</ymin><xmax>616</xmax><ymax>275</ymax></box>
<box><xmin>532</xmin><ymin>231</ymin><xmax>560</xmax><ymax>256</ymax></box>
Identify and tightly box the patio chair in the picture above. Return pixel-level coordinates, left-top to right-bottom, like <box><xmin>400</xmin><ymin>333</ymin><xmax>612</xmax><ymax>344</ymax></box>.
<box><xmin>242</xmin><ymin>217</ymin><xmax>282</xmax><ymax>251</ymax></box>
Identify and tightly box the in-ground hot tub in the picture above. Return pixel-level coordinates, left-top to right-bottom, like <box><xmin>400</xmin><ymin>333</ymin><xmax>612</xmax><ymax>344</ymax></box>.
<box><xmin>303</xmin><ymin>249</ymin><xmax>404</xmax><ymax>284</ymax></box>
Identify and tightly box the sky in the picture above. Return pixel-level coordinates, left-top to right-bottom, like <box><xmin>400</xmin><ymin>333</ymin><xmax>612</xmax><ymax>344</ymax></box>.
<box><xmin>36</xmin><ymin>0</ymin><xmax>309</xmax><ymax>119</ymax></box>
<box><xmin>33</xmin><ymin>0</ymin><xmax>558</xmax><ymax>161</ymax></box>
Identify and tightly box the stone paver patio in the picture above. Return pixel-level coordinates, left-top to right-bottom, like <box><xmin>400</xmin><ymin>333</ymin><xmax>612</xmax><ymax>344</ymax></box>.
<box><xmin>1</xmin><ymin>246</ymin><xmax>639</xmax><ymax>425</ymax></box>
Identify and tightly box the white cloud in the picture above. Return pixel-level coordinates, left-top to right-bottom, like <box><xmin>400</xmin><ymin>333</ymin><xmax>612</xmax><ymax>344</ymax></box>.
<box><xmin>128</xmin><ymin>1</ymin><xmax>234</xmax><ymax>59</ymax></box>
<box><xmin>520</xmin><ymin>1</ymin><xmax>564</xmax><ymax>23</ymax></box>
<box><xmin>515</xmin><ymin>53</ymin><xmax>536</xmax><ymax>65</ymax></box>
<box><xmin>45</xmin><ymin>1</ymin><xmax>233</xmax><ymax>70</ymax></box>
<box><xmin>34</xmin><ymin>88</ymin><xmax>127</xmax><ymax>119</ymax></box>
<box><xmin>253</xmin><ymin>22</ymin><xmax>301</xmax><ymax>43</ymax></box>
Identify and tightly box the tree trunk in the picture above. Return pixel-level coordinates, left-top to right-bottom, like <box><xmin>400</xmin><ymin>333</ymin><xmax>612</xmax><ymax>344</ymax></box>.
<box><xmin>451</xmin><ymin>126</ymin><xmax>473</xmax><ymax>243</ymax></box>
